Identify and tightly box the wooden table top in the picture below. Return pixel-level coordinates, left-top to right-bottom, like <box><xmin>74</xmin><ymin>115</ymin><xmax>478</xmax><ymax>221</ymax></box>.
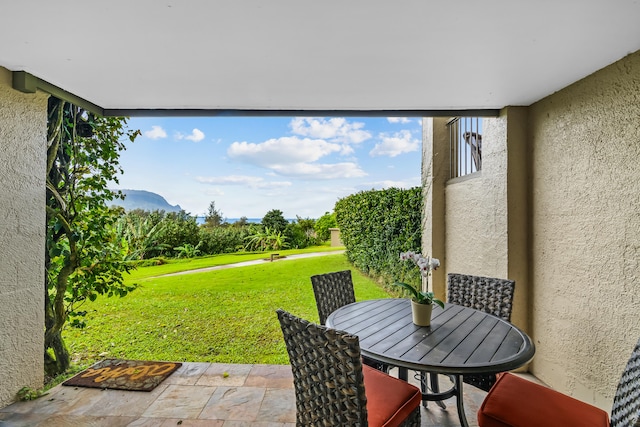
<box><xmin>326</xmin><ymin>298</ymin><xmax>535</xmax><ymax>375</ymax></box>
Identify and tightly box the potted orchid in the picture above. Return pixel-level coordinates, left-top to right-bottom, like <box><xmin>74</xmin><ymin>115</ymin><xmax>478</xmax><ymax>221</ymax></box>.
<box><xmin>394</xmin><ymin>251</ymin><xmax>444</xmax><ymax>326</ymax></box>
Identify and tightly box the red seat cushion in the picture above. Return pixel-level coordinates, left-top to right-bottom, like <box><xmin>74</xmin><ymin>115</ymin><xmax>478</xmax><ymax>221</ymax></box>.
<box><xmin>478</xmin><ymin>372</ymin><xmax>610</xmax><ymax>427</ymax></box>
<box><xmin>363</xmin><ymin>364</ymin><xmax>422</xmax><ymax>427</ymax></box>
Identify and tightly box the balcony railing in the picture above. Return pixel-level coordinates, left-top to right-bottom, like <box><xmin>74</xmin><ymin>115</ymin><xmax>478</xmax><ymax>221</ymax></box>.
<box><xmin>448</xmin><ymin>117</ymin><xmax>482</xmax><ymax>178</ymax></box>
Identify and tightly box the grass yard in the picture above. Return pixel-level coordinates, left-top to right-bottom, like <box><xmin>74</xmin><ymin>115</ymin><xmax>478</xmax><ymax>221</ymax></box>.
<box><xmin>126</xmin><ymin>245</ymin><xmax>345</xmax><ymax>280</ymax></box>
<box><xmin>65</xmin><ymin>252</ymin><xmax>392</xmax><ymax>368</ymax></box>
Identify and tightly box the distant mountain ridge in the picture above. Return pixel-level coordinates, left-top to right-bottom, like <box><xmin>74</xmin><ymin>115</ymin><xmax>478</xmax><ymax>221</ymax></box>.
<box><xmin>111</xmin><ymin>189</ymin><xmax>182</xmax><ymax>213</ymax></box>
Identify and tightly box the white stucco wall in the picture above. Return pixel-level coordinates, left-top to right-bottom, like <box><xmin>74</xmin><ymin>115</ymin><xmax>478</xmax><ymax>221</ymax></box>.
<box><xmin>528</xmin><ymin>50</ymin><xmax>640</xmax><ymax>410</ymax></box>
<box><xmin>0</xmin><ymin>67</ymin><xmax>47</xmax><ymax>407</ymax></box>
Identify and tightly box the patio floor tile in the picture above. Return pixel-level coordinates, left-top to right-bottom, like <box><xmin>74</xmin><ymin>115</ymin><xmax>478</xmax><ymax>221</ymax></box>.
<box><xmin>141</xmin><ymin>384</ymin><xmax>217</xmax><ymax>419</ymax></box>
<box><xmin>0</xmin><ymin>362</ymin><xmax>501</xmax><ymax>426</ymax></box>
<box><xmin>196</xmin><ymin>363</ymin><xmax>253</xmax><ymax>387</ymax></box>
<box><xmin>199</xmin><ymin>386</ymin><xmax>266</xmax><ymax>422</ymax></box>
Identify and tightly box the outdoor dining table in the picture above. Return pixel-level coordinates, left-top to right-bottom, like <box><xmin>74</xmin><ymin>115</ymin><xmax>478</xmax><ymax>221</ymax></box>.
<box><xmin>326</xmin><ymin>298</ymin><xmax>535</xmax><ymax>427</ymax></box>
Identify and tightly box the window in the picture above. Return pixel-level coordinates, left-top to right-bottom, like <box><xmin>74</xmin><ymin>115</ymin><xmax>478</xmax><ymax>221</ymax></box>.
<box><xmin>448</xmin><ymin>117</ymin><xmax>482</xmax><ymax>178</ymax></box>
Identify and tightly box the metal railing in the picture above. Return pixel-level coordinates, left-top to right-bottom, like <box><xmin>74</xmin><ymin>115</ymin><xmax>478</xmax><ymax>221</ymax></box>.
<box><xmin>448</xmin><ymin>117</ymin><xmax>482</xmax><ymax>178</ymax></box>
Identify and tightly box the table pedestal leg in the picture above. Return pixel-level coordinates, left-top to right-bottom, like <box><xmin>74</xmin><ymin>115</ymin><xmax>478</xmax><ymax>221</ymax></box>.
<box><xmin>453</xmin><ymin>374</ymin><xmax>469</xmax><ymax>427</ymax></box>
<box><xmin>398</xmin><ymin>367</ymin><xmax>408</xmax><ymax>381</ymax></box>
<box><xmin>428</xmin><ymin>373</ymin><xmax>447</xmax><ymax>409</ymax></box>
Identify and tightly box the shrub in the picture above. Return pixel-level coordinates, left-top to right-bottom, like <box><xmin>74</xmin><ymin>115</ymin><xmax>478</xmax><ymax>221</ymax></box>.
<box><xmin>198</xmin><ymin>226</ymin><xmax>250</xmax><ymax>254</ymax></box>
<box><xmin>334</xmin><ymin>187</ymin><xmax>422</xmax><ymax>286</ymax></box>
<box><xmin>261</xmin><ymin>209</ymin><xmax>289</xmax><ymax>233</ymax></box>
<box><xmin>285</xmin><ymin>219</ymin><xmax>318</xmax><ymax>249</ymax></box>
<box><xmin>314</xmin><ymin>212</ymin><xmax>337</xmax><ymax>242</ymax></box>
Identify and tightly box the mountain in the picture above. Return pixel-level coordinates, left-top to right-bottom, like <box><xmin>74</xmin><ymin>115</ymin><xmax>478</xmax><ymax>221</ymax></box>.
<box><xmin>111</xmin><ymin>189</ymin><xmax>183</xmax><ymax>213</ymax></box>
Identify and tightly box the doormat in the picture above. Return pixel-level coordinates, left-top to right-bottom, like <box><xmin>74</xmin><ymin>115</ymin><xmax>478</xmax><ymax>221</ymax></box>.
<box><xmin>62</xmin><ymin>359</ymin><xmax>182</xmax><ymax>392</ymax></box>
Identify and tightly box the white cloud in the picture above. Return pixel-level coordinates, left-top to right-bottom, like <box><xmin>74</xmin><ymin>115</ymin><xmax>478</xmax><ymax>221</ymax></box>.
<box><xmin>289</xmin><ymin>117</ymin><xmax>372</xmax><ymax>144</ymax></box>
<box><xmin>228</xmin><ymin>137</ymin><xmax>342</xmax><ymax>167</ymax></box>
<box><xmin>370</xmin><ymin>130</ymin><xmax>420</xmax><ymax>157</ymax></box>
<box><xmin>387</xmin><ymin>117</ymin><xmax>412</xmax><ymax>124</ymax></box>
<box><xmin>269</xmin><ymin>162</ymin><xmax>367</xmax><ymax>179</ymax></box>
<box><xmin>196</xmin><ymin>175</ymin><xmax>292</xmax><ymax>189</ymax></box>
<box><xmin>177</xmin><ymin>128</ymin><xmax>205</xmax><ymax>142</ymax></box>
<box><xmin>144</xmin><ymin>125</ymin><xmax>167</xmax><ymax>139</ymax></box>
<box><xmin>227</xmin><ymin>136</ymin><xmax>367</xmax><ymax>179</ymax></box>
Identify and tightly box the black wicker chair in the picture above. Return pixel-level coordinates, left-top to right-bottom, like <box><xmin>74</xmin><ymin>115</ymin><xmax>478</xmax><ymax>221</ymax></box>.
<box><xmin>478</xmin><ymin>335</ymin><xmax>640</xmax><ymax>426</ymax></box>
<box><xmin>447</xmin><ymin>273</ymin><xmax>516</xmax><ymax>391</ymax></box>
<box><xmin>418</xmin><ymin>272</ymin><xmax>516</xmax><ymax>404</ymax></box>
<box><xmin>310</xmin><ymin>270</ymin><xmax>356</xmax><ymax>326</ymax></box>
<box><xmin>310</xmin><ymin>270</ymin><xmax>391</xmax><ymax>373</ymax></box>
<box><xmin>276</xmin><ymin>309</ymin><xmax>422</xmax><ymax>427</ymax></box>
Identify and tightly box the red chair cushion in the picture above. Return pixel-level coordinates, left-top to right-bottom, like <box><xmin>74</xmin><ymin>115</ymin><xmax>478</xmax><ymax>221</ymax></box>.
<box><xmin>478</xmin><ymin>372</ymin><xmax>610</xmax><ymax>427</ymax></box>
<box><xmin>363</xmin><ymin>364</ymin><xmax>422</xmax><ymax>427</ymax></box>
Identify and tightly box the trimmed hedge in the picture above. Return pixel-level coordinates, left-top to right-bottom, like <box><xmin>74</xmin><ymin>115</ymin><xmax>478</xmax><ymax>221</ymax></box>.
<box><xmin>334</xmin><ymin>187</ymin><xmax>423</xmax><ymax>287</ymax></box>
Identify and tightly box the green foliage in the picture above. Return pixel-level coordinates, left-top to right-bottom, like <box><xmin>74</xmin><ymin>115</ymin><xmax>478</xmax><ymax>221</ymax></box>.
<box><xmin>116</xmin><ymin>210</ymin><xmax>171</xmax><ymax>260</ymax></box>
<box><xmin>198</xmin><ymin>226</ymin><xmax>250</xmax><ymax>254</ymax></box>
<box><xmin>16</xmin><ymin>387</ymin><xmax>48</xmax><ymax>401</ymax></box>
<box><xmin>202</xmin><ymin>200</ymin><xmax>225</xmax><ymax>228</ymax></box>
<box><xmin>334</xmin><ymin>187</ymin><xmax>423</xmax><ymax>286</ymax></box>
<box><xmin>154</xmin><ymin>211</ymin><xmax>200</xmax><ymax>255</ymax></box>
<box><xmin>116</xmin><ymin>209</ymin><xmax>200</xmax><ymax>259</ymax></box>
<box><xmin>261</xmin><ymin>209</ymin><xmax>289</xmax><ymax>233</ymax></box>
<box><xmin>284</xmin><ymin>217</ymin><xmax>318</xmax><ymax>249</ymax></box>
<box><xmin>173</xmin><ymin>242</ymin><xmax>203</xmax><ymax>258</ymax></box>
<box><xmin>393</xmin><ymin>282</ymin><xmax>444</xmax><ymax>308</ymax></box>
<box><xmin>244</xmin><ymin>226</ymin><xmax>288</xmax><ymax>251</ymax></box>
<box><xmin>231</xmin><ymin>216</ymin><xmax>249</xmax><ymax>227</ymax></box>
<box><xmin>45</xmin><ymin>98</ymin><xmax>139</xmax><ymax>376</ymax></box>
<box><xmin>314</xmin><ymin>211</ymin><xmax>337</xmax><ymax>242</ymax></box>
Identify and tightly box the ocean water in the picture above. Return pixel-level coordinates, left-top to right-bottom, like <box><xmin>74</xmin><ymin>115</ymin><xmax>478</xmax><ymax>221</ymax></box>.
<box><xmin>195</xmin><ymin>217</ymin><xmax>294</xmax><ymax>225</ymax></box>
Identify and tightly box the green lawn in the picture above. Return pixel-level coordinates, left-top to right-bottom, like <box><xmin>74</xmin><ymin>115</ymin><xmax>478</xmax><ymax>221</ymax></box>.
<box><xmin>65</xmin><ymin>252</ymin><xmax>392</xmax><ymax>367</ymax></box>
<box><xmin>126</xmin><ymin>245</ymin><xmax>345</xmax><ymax>280</ymax></box>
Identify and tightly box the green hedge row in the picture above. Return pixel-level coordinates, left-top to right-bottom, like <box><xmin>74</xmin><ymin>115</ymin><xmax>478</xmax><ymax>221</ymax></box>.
<box><xmin>334</xmin><ymin>187</ymin><xmax>423</xmax><ymax>287</ymax></box>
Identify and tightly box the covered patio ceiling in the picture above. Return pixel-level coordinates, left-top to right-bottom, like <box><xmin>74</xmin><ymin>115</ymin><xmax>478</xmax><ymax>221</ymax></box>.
<box><xmin>1</xmin><ymin>0</ymin><xmax>639</xmax><ymax>116</ymax></box>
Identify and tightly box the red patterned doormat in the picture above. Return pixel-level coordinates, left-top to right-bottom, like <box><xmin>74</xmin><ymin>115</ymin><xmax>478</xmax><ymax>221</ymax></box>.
<box><xmin>62</xmin><ymin>359</ymin><xmax>182</xmax><ymax>391</ymax></box>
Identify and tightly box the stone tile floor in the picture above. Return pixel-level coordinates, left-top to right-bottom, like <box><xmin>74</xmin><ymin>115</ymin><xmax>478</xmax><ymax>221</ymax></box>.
<box><xmin>0</xmin><ymin>362</ymin><xmax>493</xmax><ymax>426</ymax></box>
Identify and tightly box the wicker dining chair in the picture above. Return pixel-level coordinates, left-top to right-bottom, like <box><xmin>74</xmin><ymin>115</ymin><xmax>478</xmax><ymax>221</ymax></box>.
<box><xmin>478</xmin><ymin>335</ymin><xmax>640</xmax><ymax>427</ymax></box>
<box><xmin>276</xmin><ymin>309</ymin><xmax>422</xmax><ymax>427</ymax></box>
<box><xmin>310</xmin><ymin>270</ymin><xmax>391</xmax><ymax>372</ymax></box>
<box><xmin>447</xmin><ymin>273</ymin><xmax>516</xmax><ymax>323</ymax></box>
<box><xmin>310</xmin><ymin>270</ymin><xmax>356</xmax><ymax>326</ymax></box>
<box><xmin>446</xmin><ymin>273</ymin><xmax>516</xmax><ymax>391</ymax></box>
<box><xmin>417</xmin><ymin>273</ymin><xmax>516</xmax><ymax>407</ymax></box>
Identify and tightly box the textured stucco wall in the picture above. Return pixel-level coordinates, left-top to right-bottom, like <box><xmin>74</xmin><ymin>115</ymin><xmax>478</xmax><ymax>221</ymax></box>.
<box><xmin>421</xmin><ymin>118</ymin><xmax>448</xmax><ymax>298</ymax></box>
<box><xmin>431</xmin><ymin>111</ymin><xmax>529</xmax><ymax>332</ymax></box>
<box><xmin>445</xmin><ymin>115</ymin><xmax>509</xmax><ymax>278</ymax></box>
<box><xmin>528</xmin><ymin>50</ymin><xmax>640</xmax><ymax>410</ymax></box>
<box><xmin>0</xmin><ymin>67</ymin><xmax>47</xmax><ymax>407</ymax></box>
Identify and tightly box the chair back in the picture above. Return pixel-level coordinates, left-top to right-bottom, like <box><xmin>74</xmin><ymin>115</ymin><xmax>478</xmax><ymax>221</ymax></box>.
<box><xmin>447</xmin><ymin>273</ymin><xmax>516</xmax><ymax>391</ymax></box>
<box><xmin>276</xmin><ymin>309</ymin><xmax>368</xmax><ymax>426</ymax></box>
<box><xmin>611</xmin><ymin>336</ymin><xmax>640</xmax><ymax>427</ymax></box>
<box><xmin>447</xmin><ymin>273</ymin><xmax>515</xmax><ymax>321</ymax></box>
<box><xmin>310</xmin><ymin>270</ymin><xmax>356</xmax><ymax>325</ymax></box>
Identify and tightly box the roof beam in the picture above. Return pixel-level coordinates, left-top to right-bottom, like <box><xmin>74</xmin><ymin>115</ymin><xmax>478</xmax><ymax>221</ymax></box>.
<box><xmin>13</xmin><ymin>71</ymin><xmax>500</xmax><ymax>118</ymax></box>
<box><xmin>13</xmin><ymin>71</ymin><xmax>105</xmax><ymax>116</ymax></box>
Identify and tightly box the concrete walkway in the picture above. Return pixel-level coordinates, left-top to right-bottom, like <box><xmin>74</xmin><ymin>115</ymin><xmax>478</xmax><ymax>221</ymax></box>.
<box><xmin>159</xmin><ymin>250</ymin><xmax>346</xmax><ymax>277</ymax></box>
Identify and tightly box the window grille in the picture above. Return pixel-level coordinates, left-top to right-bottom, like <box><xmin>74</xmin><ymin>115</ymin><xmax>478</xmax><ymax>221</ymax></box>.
<box><xmin>448</xmin><ymin>117</ymin><xmax>482</xmax><ymax>178</ymax></box>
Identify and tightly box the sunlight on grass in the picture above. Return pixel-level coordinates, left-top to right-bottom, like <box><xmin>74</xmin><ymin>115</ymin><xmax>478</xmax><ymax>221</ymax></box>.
<box><xmin>65</xmin><ymin>253</ymin><xmax>391</xmax><ymax>367</ymax></box>
<box><xmin>125</xmin><ymin>245</ymin><xmax>345</xmax><ymax>280</ymax></box>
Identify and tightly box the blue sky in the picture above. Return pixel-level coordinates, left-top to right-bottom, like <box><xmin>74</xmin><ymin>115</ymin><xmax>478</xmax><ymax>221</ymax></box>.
<box><xmin>114</xmin><ymin>116</ymin><xmax>422</xmax><ymax>219</ymax></box>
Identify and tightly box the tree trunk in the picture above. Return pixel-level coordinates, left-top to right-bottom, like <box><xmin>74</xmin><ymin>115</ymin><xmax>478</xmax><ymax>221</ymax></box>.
<box><xmin>44</xmin><ymin>287</ymin><xmax>70</xmax><ymax>377</ymax></box>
